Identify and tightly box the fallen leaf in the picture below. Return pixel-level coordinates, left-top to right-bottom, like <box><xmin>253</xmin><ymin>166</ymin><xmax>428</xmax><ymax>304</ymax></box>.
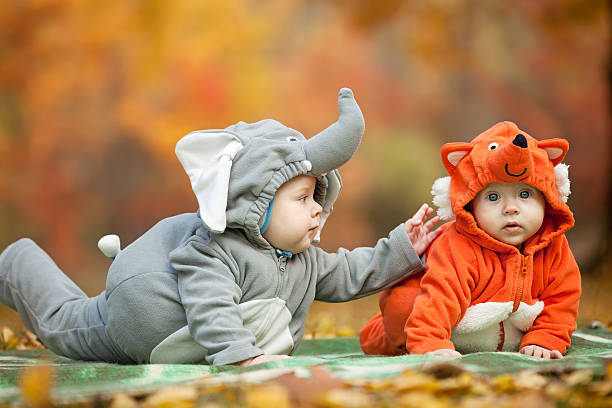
<box><xmin>513</xmin><ymin>371</ymin><xmax>548</xmax><ymax>390</ymax></box>
<box><xmin>245</xmin><ymin>384</ymin><xmax>290</xmax><ymax>408</ymax></box>
<box><xmin>19</xmin><ymin>365</ymin><xmax>53</xmax><ymax>408</ymax></box>
<box><xmin>563</xmin><ymin>369</ymin><xmax>593</xmax><ymax>387</ymax></box>
<box><xmin>109</xmin><ymin>393</ymin><xmax>140</xmax><ymax>408</ymax></box>
<box><xmin>141</xmin><ymin>386</ymin><xmax>198</xmax><ymax>408</ymax></box>
<box><xmin>317</xmin><ymin>388</ymin><xmax>374</xmax><ymax>408</ymax></box>
<box><xmin>272</xmin><ymin>366</ymin><xmax>342</xmax><ymax>406</ymax></box>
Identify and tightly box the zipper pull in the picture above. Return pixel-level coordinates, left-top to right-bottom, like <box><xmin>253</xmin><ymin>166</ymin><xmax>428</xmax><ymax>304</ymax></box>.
<box><xmin>279</xmin><ymin>257</ymin><xmax>287</xmax><ymax>272</ymax></box>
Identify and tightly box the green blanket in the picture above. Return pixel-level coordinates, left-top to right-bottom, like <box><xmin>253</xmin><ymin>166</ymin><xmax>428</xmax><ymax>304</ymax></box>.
<box><xmin>1</xmin><ymin>327</ymin><xmax>610</xmax><ymax>404</ymax></box>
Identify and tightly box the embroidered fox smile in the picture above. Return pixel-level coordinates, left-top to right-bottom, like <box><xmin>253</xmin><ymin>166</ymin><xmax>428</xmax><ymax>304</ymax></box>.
<box><xmin>505</xmin><ymin>163</ymin><xmax>527</xmax><ymax>177</ymax></box>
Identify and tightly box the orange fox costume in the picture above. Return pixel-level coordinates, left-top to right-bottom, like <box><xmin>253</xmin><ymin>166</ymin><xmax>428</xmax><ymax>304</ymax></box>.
<box><xmin>360</xmin><ymin>121</ymin><xmax>581</xmax><ymax>355</ymax></box>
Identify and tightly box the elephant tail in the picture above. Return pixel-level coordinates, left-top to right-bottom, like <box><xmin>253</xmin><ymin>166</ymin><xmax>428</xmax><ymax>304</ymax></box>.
<box><xmin>97</xmin><ymin>235</ymin><xmax>121</xmax><ymax>259</ymax></box>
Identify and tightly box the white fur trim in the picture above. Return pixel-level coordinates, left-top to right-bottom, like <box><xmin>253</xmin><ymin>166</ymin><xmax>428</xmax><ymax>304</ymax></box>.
<box><xmin>431</xmin><ymin>176</ymin><xmax>454</xmax><ymax>220</ymax></box>
<box><xmin>451</xmin><ymin>301</ymin><xmax>544</xmax><ymax>353</ymax></box>
<box><xmin>554</xmin><ymin>163</ymin><xmax>571</xmax><ymax>202</ymax></box>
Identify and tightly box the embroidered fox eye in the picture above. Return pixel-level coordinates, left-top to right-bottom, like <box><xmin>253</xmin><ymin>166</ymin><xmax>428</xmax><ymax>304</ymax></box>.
<box><xmin>488</xmin><ymin>142</ymin><xmax>499</xmax><ymax>150</ymax></box>
<box><xmin>487</xmin><ymin>193</ymin><xmax>499</xmax><ymax>202</ymax></box>
<box><xmin>286</xmin><ymin>136</ymin><xmax>298</xmax><ymax>142</ymax></box>
<box><xmin>519</xmin><ymin>190</ymin><xmax>531</xmax><ymax>199</ymax></box>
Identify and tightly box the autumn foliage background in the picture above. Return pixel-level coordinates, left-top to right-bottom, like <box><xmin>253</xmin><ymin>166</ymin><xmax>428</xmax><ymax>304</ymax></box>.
<box><xmin>0</xmin><ymin>1</ymin><xmax>610</xmax><ymax>331</ymax></box>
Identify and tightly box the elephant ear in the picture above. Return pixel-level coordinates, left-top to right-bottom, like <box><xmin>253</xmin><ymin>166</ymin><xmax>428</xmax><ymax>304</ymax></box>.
<box><xmin>440</xmin><ymin>142</ymin><xmax>473</xmax><ymax>175</ymax></box>
<box><xmin>175</xmin><ymin>130</ymin><xmax>244</xmax><ymax>233</ymax></box>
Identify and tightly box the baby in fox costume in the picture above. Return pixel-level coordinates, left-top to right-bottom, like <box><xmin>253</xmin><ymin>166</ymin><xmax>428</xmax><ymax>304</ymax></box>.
<box><xmin>360</xmin><ymin>121</ymin><xmax>580</xmax><ymax>359</ymax></box>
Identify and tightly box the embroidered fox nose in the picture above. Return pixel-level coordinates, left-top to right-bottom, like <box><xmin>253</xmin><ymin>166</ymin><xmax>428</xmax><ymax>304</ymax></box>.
<box><xmin>488</xmin><ymin>136</ymin><xmax>534</xmax><ymax>182</ymax></box>
<box><xmin>513</xmin><ymin>134</ymin><xmax>528</xmax><ymax>148</ymax></box>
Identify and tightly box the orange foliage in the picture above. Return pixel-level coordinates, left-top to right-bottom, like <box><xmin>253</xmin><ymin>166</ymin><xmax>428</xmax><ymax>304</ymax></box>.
<box><xmin>0</xmin><ymin>0</ymin><xmax>609</xmax><ymax>296</ymax></box>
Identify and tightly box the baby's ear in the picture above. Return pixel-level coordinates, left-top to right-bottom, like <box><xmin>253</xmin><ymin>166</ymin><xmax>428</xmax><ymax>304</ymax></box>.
<box><xmin>537</xmin><ymin>138</ymin><xmax>569</xmax><ymax>166</ymax></box>
<box><xmin>440</xmin><ymin>142</ymin><xmax>473</xmax><ymax>175</ymax></box>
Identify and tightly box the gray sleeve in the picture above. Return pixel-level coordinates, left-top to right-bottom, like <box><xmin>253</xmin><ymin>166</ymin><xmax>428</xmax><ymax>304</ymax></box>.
<box><xmin>170</xmin><ymin>240</ymin><xmax>264</xmax><ymax>365</ymax></box>
<box><xmin>313</xmin><ymin>224</ymin><xmax>425</xmax><ymax>302</ymax></box>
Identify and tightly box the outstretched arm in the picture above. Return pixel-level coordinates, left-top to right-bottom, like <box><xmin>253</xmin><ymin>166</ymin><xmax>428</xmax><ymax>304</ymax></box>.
<box><xmin>404</xmin><ymin>204</ymin><xmax>442</xmax><ymax>255</ymax></box>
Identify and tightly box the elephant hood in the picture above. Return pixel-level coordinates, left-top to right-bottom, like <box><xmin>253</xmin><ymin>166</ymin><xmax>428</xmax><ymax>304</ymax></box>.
<box><xmin>431</xmin><ymin>121</ymin><xmax>574</xmax><ymax>254</ymax></box>
<box><xmin>175</xmin><ymin>88</ymin><xmax>365</xmax><ymax>249</ymax></box>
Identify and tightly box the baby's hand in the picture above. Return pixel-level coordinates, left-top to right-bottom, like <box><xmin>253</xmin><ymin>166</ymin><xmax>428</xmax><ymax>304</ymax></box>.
<box><xmin>519</xmin><ymin>345</ymin><xmax>563</xmax><ymax>359</ymax></box>
<box><xmin>236</xmin><ymin>354</ymin><xmax>291</xmax><ymax>367</ymax></box>
<box><xmin>426</xmin><ymin>348</ymin><xmax>462</xmax><ymax>357</ymax></box>
<box><xmin>405</xmin><ymin>203</ymin><xmax>442</xmax><ymax>255</ymax></box>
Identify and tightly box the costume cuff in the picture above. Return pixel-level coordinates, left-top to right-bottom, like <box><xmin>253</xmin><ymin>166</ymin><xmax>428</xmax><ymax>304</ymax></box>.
<box><xmin>390</xmin><ymin>224</ymin><xmax>426</xmax><ymax>273</ymax></box>
<box><xmin>207</xmin><ymin>344</ymin><xmax>264</xmax><ymax>366</ymax></box>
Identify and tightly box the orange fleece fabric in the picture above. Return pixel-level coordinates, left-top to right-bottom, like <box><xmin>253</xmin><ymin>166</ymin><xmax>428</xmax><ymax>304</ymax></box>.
<box><xmin>360</xmin><ymin>121</ymin><xmax>580</xmax><ymax>355</ymax></box>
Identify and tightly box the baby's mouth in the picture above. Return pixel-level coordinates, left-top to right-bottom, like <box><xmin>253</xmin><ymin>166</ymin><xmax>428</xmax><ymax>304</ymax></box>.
<box><xmin>503</xmin><ymin>222</ymin><xmax>522</xmax><ymax>232</ymax></box>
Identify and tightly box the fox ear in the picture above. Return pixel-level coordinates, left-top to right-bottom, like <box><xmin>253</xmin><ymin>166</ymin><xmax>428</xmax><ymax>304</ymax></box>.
<box><xmin>537</xmin><ymin>138</ymin><xmax>569</xmax><ymax>166</ymax></box>
<box><xmin>440</xmin><ymin>142</ymin><xmax>473</xmax><ymax>175</ymax></box>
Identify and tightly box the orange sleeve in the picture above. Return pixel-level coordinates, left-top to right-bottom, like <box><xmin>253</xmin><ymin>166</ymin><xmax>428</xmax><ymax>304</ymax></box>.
<box><xmin>520</xmin><ymin>236</ymin><xmax>581</xmax><ymax>354</ymax></box>
<box><xmin>404</xmin><ymin>231</ymin><xmax>476</xmax><ymax>354</ymax></box>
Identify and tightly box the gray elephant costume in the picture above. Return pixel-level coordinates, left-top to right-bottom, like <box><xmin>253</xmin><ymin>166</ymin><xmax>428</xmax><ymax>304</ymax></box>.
<box><xmin>0</xmin><ymin>89</ymin><xmax>424</xmax><ymax>365</ymax></box>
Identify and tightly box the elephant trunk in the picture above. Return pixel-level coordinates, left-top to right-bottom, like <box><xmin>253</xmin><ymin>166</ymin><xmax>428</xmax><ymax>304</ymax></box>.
<box><xmin>304</xmin><ymin>88</ymin><xmax>365</xmax><ymax>175</ymax></box>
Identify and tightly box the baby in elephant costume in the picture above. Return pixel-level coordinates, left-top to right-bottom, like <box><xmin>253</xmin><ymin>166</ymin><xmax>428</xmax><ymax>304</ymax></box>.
<box><xmin>0</xmin><ymin>88</ymin><xmax>440</xmax><ymax>366</ymax></box>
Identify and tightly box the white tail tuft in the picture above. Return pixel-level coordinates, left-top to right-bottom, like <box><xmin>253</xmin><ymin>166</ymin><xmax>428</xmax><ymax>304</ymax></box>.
<box><xmin>98</xmin><ymin>235</ymin><xmax>121</xmax><ymax>258</ymax></box>
<box><xmin>431</xmin><ymin>176</ymin><xmax>454</xmax><ymax>220</ymax></box>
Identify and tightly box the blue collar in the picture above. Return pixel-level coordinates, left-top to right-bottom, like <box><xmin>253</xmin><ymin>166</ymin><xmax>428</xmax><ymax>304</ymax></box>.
<box><xmin>275</xmin><ymin>248</ymin><xmax>293</xmax><ymax>259</ymax></box>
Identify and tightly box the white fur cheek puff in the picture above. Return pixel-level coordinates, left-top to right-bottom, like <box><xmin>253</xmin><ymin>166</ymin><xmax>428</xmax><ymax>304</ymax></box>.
<box><xmin>555</xmin><ymin>163</ymin><xmax>571</xmax><ymax>203</ymax></box>
<box><xmin>431</xmin><ymin>176</ymin><xmax>454</xmax><ymax>220</ymax></box>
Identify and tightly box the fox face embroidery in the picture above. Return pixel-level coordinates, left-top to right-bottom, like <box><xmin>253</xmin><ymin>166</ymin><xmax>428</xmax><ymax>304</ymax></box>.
<box><xmin>432</xmin><ymin>121</ymin><xmax>571</xmax><ymax>220</ymax></box>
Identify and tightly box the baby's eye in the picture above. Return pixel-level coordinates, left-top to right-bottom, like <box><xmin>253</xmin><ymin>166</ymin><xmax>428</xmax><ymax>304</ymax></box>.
<box><xmin>298</xmin><ymin>196</ymin><xmax>307</xmax><ymax>203</ymax></box>
<box><xmin>488</xmin><ymin>142</ymin><xmax>499</xmax><ymax>150</ymax></box>
<box><xmin>519</xmin><ymin>190</ymin><xmax>531</xmax><ymax>199</ymax></box>
<box><xmin>487</xmin><ymin>193</ymin><xmax>499</xmax><ymax>202</ymax></box>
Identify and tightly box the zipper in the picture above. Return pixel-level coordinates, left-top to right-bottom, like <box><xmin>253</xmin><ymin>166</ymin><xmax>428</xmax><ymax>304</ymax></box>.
<box><xmin>512</xmin><ymin>255</ymin><xmax>529</xmax><ymax>312</ymax></box>
<box><xmin>273</xmin><ymin>254</ymin><xmax>288</xmax><ymax>297</ymax></box>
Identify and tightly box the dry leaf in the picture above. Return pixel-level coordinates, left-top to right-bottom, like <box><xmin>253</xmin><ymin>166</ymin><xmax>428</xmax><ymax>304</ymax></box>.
<box><xmin>491</xmin><ymin>374</ymin><xmax>515</xmax><ymax>393</ymax></box>
<box><xmin>272</xmin><ymin>366</ymin><xmax>342</xmax><ymax>406</ymax></box>
<box><xmin>317</xmin><ymin>388</ymin><xmax>373</xmax><ymax>408</ymax></box>
<box><xmin>109</xmin><ymin>393</ymin><xmax>140</xmax><ymax>408</ymax></box>
<box><xmin>141</xmin><ymin>386</ymin><xmax>198</xmax><ymax>408</ymax></box>
<box><xmin>513</xmin><ymin>371</ymin><xmax>548</xmax><ymax>390</ymax></box>
<box><xmin>395</xmin><ymin>392</ymin><xmax>450</xmax><ymax>408</ymax></box>
<box><xmin>394</xmin><ymin>371</ymin><xmax>439</xmax><ymax>393</ymax></box>
<box><xmin>563</xmin><ymin>369</ymin><xmax>593</xmax><ymax>387</ymax></box>
<box><xmin>422</xmin><ymin>361</ymin><xmax>466</xmax><ymax>379</ymax></box>
<box><xmin>245</xmin><ymin>384</ymin><xmax>290</xmax><ymax>408</ymax></box>
<box><xmin>19</xmin><ymin>365</ymin><xmax>53</xmax><ymax>408</ymax></box>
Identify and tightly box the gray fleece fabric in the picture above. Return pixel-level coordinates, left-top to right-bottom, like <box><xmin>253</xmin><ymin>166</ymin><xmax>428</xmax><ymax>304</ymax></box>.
<box><xmin>0</xmin><ymin>89</ymin><xmax>424</xmax><ymax>365</ymax></box>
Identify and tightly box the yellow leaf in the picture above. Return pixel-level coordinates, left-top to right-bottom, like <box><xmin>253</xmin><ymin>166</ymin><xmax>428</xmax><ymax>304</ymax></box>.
<box><xmin>1</xmin><ymin>327</ymin><xmax>14</xmax><ymax>343</ymax></box>
<box><xmin>109</xmin><ymin>393</ymin><xmax>139</xmax><ymax>408</ymax></box>
<box><xmin>142</xmin><ymin>386</ymin><xmax>198</xmax><ymax>408</ymax></box>
<box><xmin>396</xmin><ymin>392</ymin><xmax>450</xmax><ymax>408</ymax></box>
<box><xmin>317</xmin><ymin>388</ymin><xmax>373</xmax><ymax>408</ymax></box>
<box><xmin>514</xmin><ymin>371</ymin><xmax>548</xmax><ymax>390</ymax></box>
<box><xmin>394</xmin><ymin>371</ymin><xmax>439</xmax><ymax>393</ymax></box>
<box><xmin>492</xmin><ymin>374</ymin><xmax>515</xmax><ymax>393</ymax></box>
<box><xmin>335</xmin><ymin>326</ymin><xmax>356</xmax><ymax>337</ymax></box>
<box><xmin>245</xmin><ymin>384</ymin><xmax>290</xmax><ymax>408</ymax></box>
<box><xmin>19</xmin><ymin>365</ymin><xmax>53</xmax><ymax>408</ymax></box>
<box><xmin>563</xmin><ymin>369</ymin><xmax>592</xmax><ymax>387</ymax></box>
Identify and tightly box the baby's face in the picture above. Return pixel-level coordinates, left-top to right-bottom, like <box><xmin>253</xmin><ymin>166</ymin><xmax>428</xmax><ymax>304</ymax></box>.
<box><xmin>262</xmin><ymin>175</ymin><xmax>322</xmax><ymax>254</ymax></box>
<box><xmin>471</xmin><ymin>182</ymin><xmax>545</xmax><ymax>247</ymax></box>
